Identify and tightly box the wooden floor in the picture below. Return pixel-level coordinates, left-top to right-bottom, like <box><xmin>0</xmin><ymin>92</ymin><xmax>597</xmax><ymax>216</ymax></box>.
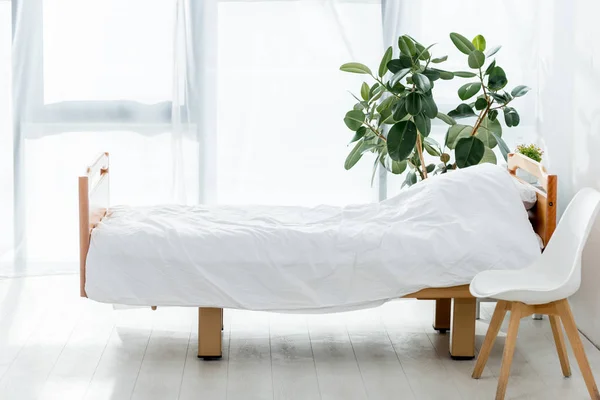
<box><xmin>0</xmin><ymin>275</ymin><xmax>598</xmax><ymax>399</ymax></box>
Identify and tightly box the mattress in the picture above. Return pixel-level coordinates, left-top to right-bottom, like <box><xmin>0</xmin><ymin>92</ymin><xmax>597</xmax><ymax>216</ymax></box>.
<box><xmin>85</xmin><ymin>163</ymin><xmax>541</xmax><ymax>312</ymax></box>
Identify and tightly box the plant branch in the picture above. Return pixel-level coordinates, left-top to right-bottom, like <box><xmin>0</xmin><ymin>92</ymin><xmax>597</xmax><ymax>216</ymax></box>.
<box><xmin>415</xmin><ymin>133</ymin><xmax>428</xmax><ymax>179</ymax></box>
<box><xmin>364</xmin><ymin>121</ymin><xmax>387</xmax><ymax>142</ymax></box>
<box><xmin>471</xmin><ymin>102</ymin><xmax>491</xmax><ymax>136</ymax></box>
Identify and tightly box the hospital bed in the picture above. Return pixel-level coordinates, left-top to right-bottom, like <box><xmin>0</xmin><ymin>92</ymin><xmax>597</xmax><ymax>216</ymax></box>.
<box><xmin>78</xmin><ymin>152</ymin><xmax>556</xmax><ymax>360</ymax></box>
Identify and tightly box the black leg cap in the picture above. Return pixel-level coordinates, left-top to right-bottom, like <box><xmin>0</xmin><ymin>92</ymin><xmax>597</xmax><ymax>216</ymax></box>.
<box><xmin>198</xmin><ymin>355</ymin><xmax>223</xmax><ymax>360</ymax></box>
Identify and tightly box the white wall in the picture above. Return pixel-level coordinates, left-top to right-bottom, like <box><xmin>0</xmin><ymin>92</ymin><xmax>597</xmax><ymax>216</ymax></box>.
<box><xmin>537</xmin><ymin>1</ymin><xmax>600</xmax><ymax>345</ymax></box>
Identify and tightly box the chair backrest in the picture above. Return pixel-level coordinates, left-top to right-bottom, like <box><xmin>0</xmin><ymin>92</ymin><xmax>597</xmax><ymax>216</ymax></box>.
<box><xmin>542</xmin><ymin>188</ymin><xmax>600</xmax><ymax>297</ymax></box>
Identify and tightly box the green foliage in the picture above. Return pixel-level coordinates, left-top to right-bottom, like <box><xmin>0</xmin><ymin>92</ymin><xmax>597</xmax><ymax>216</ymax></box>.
<box><xmin>445</xmin><ymin>32</ymin><xmax>529</xmax><ymax>166</ymax></box>
<box><xmin>515</xmin><ymin>143</ymin><xmax>543</xmax><ymax>162</ymax></box>
<box><xmin>339</xmin><ymin>32</ymin><xmax>530</xmax><ymax>187</ymax></box>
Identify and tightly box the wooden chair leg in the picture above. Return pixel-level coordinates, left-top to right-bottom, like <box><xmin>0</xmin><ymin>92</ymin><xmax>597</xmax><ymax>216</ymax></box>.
<box><xmin>556</xmin><ymin>299</ymin><xmax>600</xmax><ymax>399</ymax></box>
<box><xmin>496</xmin><ymin>302</ymin><xmax>522</xmax><ymax>400</ymax></box>
<box><xmin>549</xmin><ymin>314</ymin><xmax>571</xmax><ymax>377</ymax></box>
<box><xmin>198</xmin><ymin>307</ymin><xmax>223</xmax><ymax>360</ymax></box>
<box><xmin>472</xmin><ymin>300</ymin><xmax>508</xmax><ymax>379</ymax></box>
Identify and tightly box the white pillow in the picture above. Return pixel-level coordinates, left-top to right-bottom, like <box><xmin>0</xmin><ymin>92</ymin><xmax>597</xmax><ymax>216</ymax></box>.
<box><xmin>513</xmin><ymin>179</ymin><xmax>537</xmax><ymax>210</ymax></box>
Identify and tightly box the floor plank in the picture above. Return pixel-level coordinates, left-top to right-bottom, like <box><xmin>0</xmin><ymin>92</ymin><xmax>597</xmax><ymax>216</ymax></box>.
<box><xmin>0</xmin><ymin>276</ymin><xmax>599</xmax><ymax>400</ymax></box>
<box><xmin>308</xmin><ymin>313</ymin><xmax>368</xmax><ymax>400</ymax></box>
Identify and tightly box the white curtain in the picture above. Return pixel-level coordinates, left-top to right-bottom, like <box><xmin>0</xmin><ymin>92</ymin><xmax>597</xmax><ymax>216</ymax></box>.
<box><xmin>3</xmin><ymin>0</ymin><xmax>382</xmax><ymax>277</ymax></box>
<box><xmin>536</xmin><ymin>1</ymin><xmax>600</xmax><ymax>346</ymax></box>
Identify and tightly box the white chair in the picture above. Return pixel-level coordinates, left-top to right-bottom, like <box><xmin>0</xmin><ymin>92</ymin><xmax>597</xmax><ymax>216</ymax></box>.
<box><xmin>470</xmin><ymin>188</ymin><xmax>600</xmax><ymax>400</ymax></box>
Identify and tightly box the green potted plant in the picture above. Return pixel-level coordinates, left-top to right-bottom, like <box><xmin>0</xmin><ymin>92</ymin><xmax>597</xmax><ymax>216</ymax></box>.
<box><xmin>515</xmin><ymin>143</ymin><xmax>544</xmax><ymax>183</ymax></box>
<box><xmin>340</xmin><ymin>32</ymin><xmax>530</xmax><ymax>188</ymax></box>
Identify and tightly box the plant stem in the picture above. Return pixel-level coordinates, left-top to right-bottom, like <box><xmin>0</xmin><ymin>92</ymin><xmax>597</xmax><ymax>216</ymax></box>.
<box><xmin>471</xmin><ymin>103</ymin><xmax>491</xmax><ymax>136</ymax></box>
<box><xmin>364</xmin><ymin>121</ymin><xmax>387</xmax><ymax>142</ymax></box>
<box><xmin>415</xmin><ymin>134</ymin><xmax>428</xmax><ymax>179</ymax></box>
<box><xmin>470</xmin><ymin>69</ymin><xmax>492</xmax><ymax>137</ymax></box>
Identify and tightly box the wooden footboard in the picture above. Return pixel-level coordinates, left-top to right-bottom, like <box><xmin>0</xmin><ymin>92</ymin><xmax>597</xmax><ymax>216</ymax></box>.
<box><xmin>79</xmin><ymin>152</ymin><xmax>110</xmax><ymax>297</ymax></box>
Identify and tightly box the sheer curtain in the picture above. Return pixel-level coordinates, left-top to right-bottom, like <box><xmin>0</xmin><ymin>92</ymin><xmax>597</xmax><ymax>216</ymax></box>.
<box><xmin>535</xmin><ymin>1</ymin><xmax>600</xmax><ymax>346</ymax></box>
<box><xmin>4</xmin><ymin>0</ymin><xmax>382</xmax><ymax>277</ymax></box>
<box><xmin>216</xmin><ymin>0</ymin><xmax>382</xmax><ymax>205</ymax></box>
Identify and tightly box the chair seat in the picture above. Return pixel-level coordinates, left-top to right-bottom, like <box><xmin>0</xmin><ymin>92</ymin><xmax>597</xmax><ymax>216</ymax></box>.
<box><xmin>469</xmin><ymin>268</ymin><xmax>566</xmax><ymax>305</ymax></box>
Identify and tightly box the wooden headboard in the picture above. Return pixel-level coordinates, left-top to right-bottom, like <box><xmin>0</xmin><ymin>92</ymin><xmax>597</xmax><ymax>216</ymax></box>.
<box><xmin>507</xmin><ymin>152</ymin><xmax>557</xmax><ymax>247</ymax></box>
<box><xmin>78</xmin><ymin>152</ymin><xmax>110</xmax><ymax>297</ymax></box>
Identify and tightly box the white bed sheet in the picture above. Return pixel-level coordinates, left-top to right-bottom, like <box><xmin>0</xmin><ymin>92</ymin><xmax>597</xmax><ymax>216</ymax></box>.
<box><xmin>85</xmin><ymin>164</ymin><xmax>541</xmax><ymax>312</ymax></box>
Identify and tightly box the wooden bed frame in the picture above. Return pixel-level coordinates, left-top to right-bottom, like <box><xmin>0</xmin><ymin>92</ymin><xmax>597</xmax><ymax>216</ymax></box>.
<box><xmin>78</xmin><ymin>152</ymin><xmax>557</xmax><ymax>360</ymax></box>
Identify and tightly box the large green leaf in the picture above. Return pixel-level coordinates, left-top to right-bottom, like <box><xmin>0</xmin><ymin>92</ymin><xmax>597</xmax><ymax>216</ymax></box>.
<box><xmin>453</xmin><ymin>71</ymin><xmax>477</xmax><ymax>78</ymax></box>
<box><xmin>475</xmin><ymin>97</ymin><xmax>488</xmax><ymax>110</ymax></box>
<box><xmin>344</xmin><ymin>141</ymin><xmax>364</xmax><ymax>170</ymax></box>
<box><xmin>391</xmin><ymin>159</ymin><xmax>407</xmax><ymax>174</ymax></box>
<box><xmin>402</xmin><ymin>170</ymin><xmax>417</xmax><ymax>188</ymax></box>
<box><xmin>414</xmin><ymin>113</ymin><xmax>431</xmax><ymax>137</ymax></box>
<box><xmin>349</xmin><ymin>126</ymin><xmax>367</xmax><ymax>144</ymax></box>
<box><xmin>386</xmin><ymin>60</ymin><xmax>403</xmax><ymax>74</ymax></box>
<box><xmin>423</xmin><ymin>136</ymin><xmax>441</xmax><ymax>156</ymax></box>
<box><xmin>479</xmin><ymin>147</ymin><xmax>497</xmax><ymax>164</ymax></box>
<box><xmin>405</xmin><ymin>92</ymin><xmax>423</xmax><ymax>116</ymax></box>
<box><xmin>390</xmin><ymin>68</ymin><xmax>411</xmax><ymax>86</ymax></box>
<box><xmin>378</xmin><ymin>46</ymin><xmax>393</xmax><ymax>77</ymax></box>
<box><xmin>450</xmin><ymin>32</ymin><xmax>476</xmax><ymax>55</ymax></box>
<box><xmin>488</xmin><ymin>66</ymin><xmax>508</xmax><ymax>90</ymax></box>
<box><xmin>489</xmin><ymin>91</ymin><xmax>510</xmax><ymax>104</ymax></box>
<box><xmin>387</xmin><ymin>56</ymin><xmax>413</xmax><ymax>73</ymax></box>
<box><xmin>474</xmin><ymin>116</ymin><xmax>502</xmax><ymax>148</ymax></box>
<box><xmin>377</xmin><ymin>96</ymin><xmax>396</xmax><ymax>113</ymax></box>
<box><xmin>432</xmin><ymin>69</ymin><xmax>454</xmax><ymax>80</ymax></box>
<box><xmin>490</xmin><ymin>131</ymin><xmax>510</xmax><ymax>161</ymax></box>
<box><xmin>447</xmin><ymin>103</ymin><xmax>477</xmax><ymax>119</ymax></box>
<box><xmin>437</xmin><ymin>112</ymin><xmax>456</xmax><ymax>126</ymax></box>
<box><xmin>511</xmin><ymin>85</ymin><xmax>531</xmax><ymax>98</ymax></box>
<box><xmin>431</xmin><ymin>55</ymin><xmax>448</xmax><ymax>63</ymax></box>
<box><xmin>387</xmin><ymin>120</ymin><xmax>418</xmax><ymax>161</ymax></box>
<box><xmin>412</xmin><ymin>73</ymin><xmax>432</xmax><ymax>93</ymax></box>
<box><xmin>360</xmin><ymin>82</ymin><xmax>370</xmax><ymax>101</ymax></box>
<box><xmin>455</xmin><ymin>136</ymin><xmax>485</xmax><ymax>167</ymax></box>
<box><xmin>422</xmin><ymin>68</ymin><xmax>441</xmax><ymax>81</ymax></box>
<box><xmin>343</xmin><ymin>110</ymin><xmax>365</xmax><ymax>131</ymax></box>
<box><xmin>504</xmin><ymin>107</ymin><xmax>520</xmax><ymax>127</ymax></box>
<box><xmin>398</xmin><ymin>35</ymin><xmax>416</xmax><ymax>56</ymax></box>
<box><xmin>480</xmin><ymin>116</ymin><xmax>502</xmax><ymax>136</ymax></box>
<box><xmin>486</xmin><ymin>45</ymin><xmax>502</xmax><ymax>58</ymax></box>
<box><xmin>488</xmin><ymin>109</ymin><xmax>499</xmax><ymax>121</ymax></box>
<box><xmin>445</xmin><ymin>124</ymin><xmax>472</xmax><ymax>149</ymax></box>
<box><xmin>415</xmin><ymin>42</ymin><xmax>434</xmax><ymax>60</ymax></box>
<box><xmin>472</xmin><ymin>35</ymin><xmax>486</xmax><ymax>51</ymax></box>
<box><xmin>468</xmin><ymin>50</ymin><xmax>486</xmax><ymax>69</ymax></box>
<box><xmin>485</xmin><ymin>59</ymin><xmax>496</xmax><ymax>75</ymax></box>
<box><xmin>422</xmin><ymin>95</ymin><xmax>438</xmax><ymax>119</ymax></box>
<box><xmin>392</xmin><ymin>97</ymin><xmax>409</xmax><ymax>121</ymax></box>
<box><xmin>340</xmin><ymin>63</ymin><xmax>372</xmax><ymax>75</ymax></box>
<box><xmin>458</xmin><ymin>82</ymin><xmax>482</xmax><ymax>100</ymax></box>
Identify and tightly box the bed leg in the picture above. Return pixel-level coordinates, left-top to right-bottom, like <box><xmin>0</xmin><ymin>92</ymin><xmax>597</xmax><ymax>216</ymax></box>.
<box><xmin>433</xmin><ymin>299</ymin><xmax>451</xmax><ymax>333</ymax></box>
<box><xmin>198</xmin><ymin>307</ymin><xmax>223</xmax><ymax>360</ymax></box>
<box><xmin>449</xmin><ymin>298</ymin><xmax>476</xmax><ymax>360</ymax></box>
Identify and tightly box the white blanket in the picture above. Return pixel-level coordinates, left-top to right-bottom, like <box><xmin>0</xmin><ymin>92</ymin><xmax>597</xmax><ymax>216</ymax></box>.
<box><xmin>85</xmin><ymin>164</ymin><xmax>541</xmax><ymax>312</ymax></box>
